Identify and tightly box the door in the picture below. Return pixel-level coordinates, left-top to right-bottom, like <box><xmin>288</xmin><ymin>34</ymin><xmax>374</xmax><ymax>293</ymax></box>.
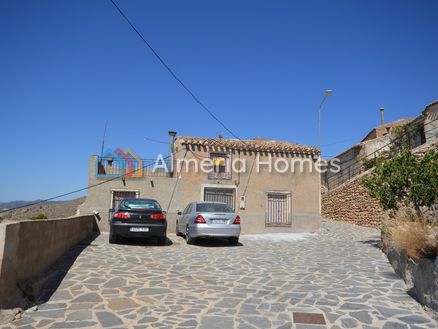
<box><xmin>266</xmin><ymin>192</ymin><xmax>291</xmax><ymax>227</ymax></box>
<box><xmin>203</xmin><ymin>187</ymin><xmax>235</xmax><ymax>210</ymax></box>
<box><xmin>111</xmin><ymin>190</ymin><xmax>138</xmax><ymax>210</ymax></box>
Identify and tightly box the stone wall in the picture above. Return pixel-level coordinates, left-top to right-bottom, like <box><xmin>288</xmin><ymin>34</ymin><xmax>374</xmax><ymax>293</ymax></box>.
<box><xmin>0</xmin><ymin>215</ymin><xmax>95</xmax><ymax>309</ymax></box>
<box><xmin>322</xmin><ymin>172</ymin><xmax>387</xmax><ymax>228</ymax></box>
<box><xmin>383</xmin><ymin>234</ymin><xmax>438</xmax><ymax>318</ymax></box>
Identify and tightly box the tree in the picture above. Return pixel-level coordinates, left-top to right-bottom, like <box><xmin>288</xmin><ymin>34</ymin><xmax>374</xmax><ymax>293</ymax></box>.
<box><xmin>363</xmin><ymin>149</ymin><xmax>438</xmax><ymax>218</ymax></box>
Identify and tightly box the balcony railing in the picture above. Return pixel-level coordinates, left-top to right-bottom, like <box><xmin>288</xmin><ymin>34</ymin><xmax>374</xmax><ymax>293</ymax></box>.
<box><xmin>208</xmin><ymin>171</ymin><xmax>232</xmax><ymax>180</ymax></box>
<box><xmin>95</xmin><ymin>157</ymin><xmax>171</xmax><ymax>178</ymax></box>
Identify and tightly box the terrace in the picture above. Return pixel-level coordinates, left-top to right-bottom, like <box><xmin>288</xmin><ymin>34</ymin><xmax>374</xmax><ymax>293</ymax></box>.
<box><xmin>95</xmin><ymin>156</ymin><xmax>172</xmax><ymax>178</ymax></box>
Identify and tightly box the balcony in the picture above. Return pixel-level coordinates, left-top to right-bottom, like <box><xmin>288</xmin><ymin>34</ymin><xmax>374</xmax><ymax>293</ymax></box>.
<box><xmin>95</xmin><ymin>157</ymin><xmax>171</xmax><ymax>178</ymax></box>
<box><xmin>208</xmin><ymin>171</ymin><xmax>232</xmax><ymax>180</ymax></box>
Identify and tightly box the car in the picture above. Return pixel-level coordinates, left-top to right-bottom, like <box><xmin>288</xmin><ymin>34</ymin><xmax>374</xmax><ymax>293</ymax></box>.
<box><xmin>109</xmin><ymin>198</ymin><xmax>167</xmax><ymax>245</ymax></box>
<box><xmin>176</xmin><ymin>201</ymin><xmax>241</xmax><ymax>245</ymax></box>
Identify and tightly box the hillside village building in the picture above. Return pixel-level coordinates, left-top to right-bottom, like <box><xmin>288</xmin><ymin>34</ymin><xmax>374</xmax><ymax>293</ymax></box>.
<box><xmin>79</xmin><ymin>134</ymin><xmax>322</xmax><ymax>234</ymax></box>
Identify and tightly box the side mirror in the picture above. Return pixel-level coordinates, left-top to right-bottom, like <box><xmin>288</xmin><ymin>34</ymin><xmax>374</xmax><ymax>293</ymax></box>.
<box><xmin>177</xmin><ymin>211</ymin><xmax>182</xmax><ymax>216</ymax></box>
<box><xmin>109</xmin><ymin>208</ymin><xmax>115</xmax><ymax>213</ymax></box>
<box><xmin>162</xmin><ymin>210</ymin><xmax>167</xmax><ymax>215</ymax></box>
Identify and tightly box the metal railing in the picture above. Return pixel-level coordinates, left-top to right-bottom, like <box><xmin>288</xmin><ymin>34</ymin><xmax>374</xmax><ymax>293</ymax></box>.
<box><xmin>208</xmin><ymin>171</ymin><xmax>232</xmax><ymax>180</ymax></box>
<box><xmin>95</xmin><ymin>157</ymin><xmax>171</xmax><ymax>178</ymax></box>
<box><xmin>324</xmin><ymin>117</ymin><xmax>438</xmax><ymax>191</ymax></box>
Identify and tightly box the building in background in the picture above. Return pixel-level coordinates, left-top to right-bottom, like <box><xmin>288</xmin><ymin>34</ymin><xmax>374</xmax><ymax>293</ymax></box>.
<box><xmin>323</xmin><ymin>99</ymin><xmax>438</xmax><ymax>191</ymax></box>
<box><xmin>79</xmin><ymin>134</ymin><xmax>321</xmax><ymax>234</ymax></box>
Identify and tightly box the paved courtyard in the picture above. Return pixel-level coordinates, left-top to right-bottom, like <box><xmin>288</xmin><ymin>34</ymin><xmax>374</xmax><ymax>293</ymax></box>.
<box><xmin>6</xmin><ymin>220</ymin><xmax>437</xmax><ymax>329</ymax></box>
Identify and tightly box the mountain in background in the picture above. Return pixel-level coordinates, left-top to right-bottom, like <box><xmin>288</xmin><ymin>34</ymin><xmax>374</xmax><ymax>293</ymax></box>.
<box><xmin>0</xmin><ymin>197</ymin><xmax>86</xmax><ymax>220</ymax></box>
<box><xmin>0</xmin><ymin>200</ymin><xmax>66</xmax><ymax>210</ymax></box>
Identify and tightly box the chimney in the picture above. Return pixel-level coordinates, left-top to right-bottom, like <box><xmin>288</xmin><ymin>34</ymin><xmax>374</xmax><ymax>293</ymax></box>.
<box><xmin>379</xmin><ymin>107</ymin><xmax>385</xmax><ymax>126</ymax></box>
<box><xmin>168</xmin><ymin>131</ymin><xmax>176</xmax><ymax>175</ymax></box>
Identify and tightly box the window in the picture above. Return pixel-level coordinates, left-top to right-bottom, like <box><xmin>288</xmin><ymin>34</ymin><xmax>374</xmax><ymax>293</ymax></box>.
<box><xmin>119</xmin><ymin>199</ymin><xmax>161</xmax><ymax>211</ymax></box>
<box><xmin>266</xmin><ymin>192</ymin><xmax>291</xmax><ymax>227</ymax></box>
<box><xmin>208</xmin><ymin>153</ymin><xmax>231</xmax><ymax>180</ymax></box>
<box><xmin>111</xmin><ymin>190</ymin><xmax>139</xmax><ymax>210</ymax></box>
<box><xmin>204</xmin><ymin>187</ymin><xmax>235</xmax><ymax>210</ymax></box>
<box><xmin>196</xmin><ymin>203</ymin><xmax>234</xmax><ymax>213</ymax></box>
<box><xmin>183</xmin><ymin>203</ymin><xmax>193</xmax><ymax>214</ymax></box>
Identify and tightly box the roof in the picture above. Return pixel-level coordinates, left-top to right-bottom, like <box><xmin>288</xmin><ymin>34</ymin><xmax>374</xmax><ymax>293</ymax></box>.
<box><xmin>360</xmin><ymin>118</ymin><xmax>412</xmax><ymax>142</ymax></box>
<box><xmin>423</xmin><ymin>100</ymin><xmax>438</xmax><ymax>117</ymax></box>
<box><xmin>176</xmin><ymin>136</ymin><xmax>319</xmax><ymax>155</ymax></box>
<box><xmin>425</xmin><ymin>100</ymin><xmax>438</xmax><ymax>110</ymax></box>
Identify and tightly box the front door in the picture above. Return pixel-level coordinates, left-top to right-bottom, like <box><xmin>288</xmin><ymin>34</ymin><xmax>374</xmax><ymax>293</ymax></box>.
<box><xmin>266</xmin><ymin>192</ymin><xmax>291</xmax><ymax>227</ymax></box>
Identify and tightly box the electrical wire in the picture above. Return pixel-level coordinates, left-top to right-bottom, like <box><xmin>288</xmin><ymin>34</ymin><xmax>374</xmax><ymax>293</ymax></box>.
<box><xmin>166</xmin><ymin>149</ymin><xmax>188</xmax><ymax>212</ymax></box>
<box><xmin>144</xmin><ymin>137</ymin><xmax>168</xmax><ymax>144</ymax></box>
<box><xmin>325</xmin><ymin>117</ymin><xmax>438</xmax><ymax>187</ymax></box>
<box><xmin>109</xmin><ymin>0</ymin><xmax>240</xmax><ymax>140</ymax></box>
<box><xmin>0</xmin><ymin>151</ymin><xmax>182</xmax><ymax>214</ymax></box>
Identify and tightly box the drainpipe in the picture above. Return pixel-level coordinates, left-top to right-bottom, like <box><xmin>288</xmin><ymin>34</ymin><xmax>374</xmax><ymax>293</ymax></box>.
<box><xmin>168</xmin><ymin>131</ymin><xmax>176</xmax><ymax>176</ymax></box>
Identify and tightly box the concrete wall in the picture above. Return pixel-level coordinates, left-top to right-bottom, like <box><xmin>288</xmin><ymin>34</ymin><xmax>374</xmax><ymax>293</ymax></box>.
<box><xmin>0</xmin><ymin>215</ymin><xmax>94</xmax><ymax>309</ymax></box>
<box><xmin>80</xmin><ymin>146</ymin><xmax>321</xmax><ymax>234</ymax></box>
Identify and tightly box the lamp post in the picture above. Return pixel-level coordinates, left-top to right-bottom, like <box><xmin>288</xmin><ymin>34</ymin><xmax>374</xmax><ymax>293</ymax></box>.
<box><xmin>318</xmin><ymin>89</ymin><xmax>333</xmax><ymax>151</ymax></box>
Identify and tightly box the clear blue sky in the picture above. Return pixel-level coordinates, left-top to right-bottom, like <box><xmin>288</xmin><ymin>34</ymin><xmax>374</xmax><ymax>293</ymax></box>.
<box><xmin>1</xmin><ymin>0</ymin><xmax>437</xmax><ymax>201</ymax></box>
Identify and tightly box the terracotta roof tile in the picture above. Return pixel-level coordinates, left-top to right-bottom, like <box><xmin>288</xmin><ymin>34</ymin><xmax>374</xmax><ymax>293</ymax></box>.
<box><xmin>176</xmin><ymin>136</ymin><xmax>319</xmax><ymax>155</ymax></box>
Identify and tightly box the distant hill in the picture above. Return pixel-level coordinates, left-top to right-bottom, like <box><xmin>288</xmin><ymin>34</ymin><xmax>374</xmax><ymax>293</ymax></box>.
<box><xmin>0</xmin><ymin>199</ymin><xmax>65</xmax><ymax>210</ymax></box>
<box><xmin>0</xmin><ymin>197</ymin><xmax>86</xmax><ymax>221</ymax></box>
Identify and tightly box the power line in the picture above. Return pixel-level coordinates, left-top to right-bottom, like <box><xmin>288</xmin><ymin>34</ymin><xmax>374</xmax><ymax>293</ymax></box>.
<box><xmin>144</xmin><ymin>137</ymin><xmax>168</xmax><ymax>144</ymax></box>
<box><xmin>321</xmin><ymin>135</ymin><xmax>363</xmax><ymax>147</ymax></box>
<box><xmin>166</xmin><ymin>149</ymin><xmax>188</xmax><ymax>212</ymax></box>
<box><xmin>109</xmin><ymin>0</ymin><xmax>240</xmax><ymax>140</ymax></box>
<box><xmin>325</xmin><ymin>117</ymin><xmax>438</xmax><ymax>189</ymax></box>
<box><xmin>0</xmin><ymin>152</ymin><xmax>180</xmax><ymax>214</ymax></box>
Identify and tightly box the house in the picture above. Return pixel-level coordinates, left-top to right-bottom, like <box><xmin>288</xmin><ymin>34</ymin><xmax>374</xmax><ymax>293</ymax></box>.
<box><xmin>323</xmin><ymin>100</ymin><xmax>438</xmax><ymax>190</ymax></box>
<box><xmin>79</xmin><ymin>133</ymin><xmax>322</xmax><ymax>234</ymax></box>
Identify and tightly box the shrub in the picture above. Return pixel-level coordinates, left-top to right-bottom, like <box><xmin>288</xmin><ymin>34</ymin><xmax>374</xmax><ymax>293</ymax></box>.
<box><xmin>28</xmin><ymin>213</ymin><xmax>48</xmax><ymax>220</ymax></box>
<box><xmin>363</xmin><ymin>149</ymin><xmax>438</xmax><ymax>217</ymax></box>
<box><xmin>389</xmin><ymin>220</ymin><xmax>437</xmax><ymax>259</ymax></box>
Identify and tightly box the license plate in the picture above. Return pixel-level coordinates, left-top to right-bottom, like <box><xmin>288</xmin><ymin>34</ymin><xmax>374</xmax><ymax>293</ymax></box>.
<box><xmin>212</xmin><ymin>219</ymin><xmax>227</xmax><ymax>224</ymax></box>
<box><xmin>129</xmin><ymin>227</ymin><xmax>149</xmax><ymax>232</ymax></box>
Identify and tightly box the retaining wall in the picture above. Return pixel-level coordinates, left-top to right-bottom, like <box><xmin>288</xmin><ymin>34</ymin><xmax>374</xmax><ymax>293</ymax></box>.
<box><xmin>0</xmin><ymin>215</ymin><xmax>95</xmax><ymax>309</ymax></box>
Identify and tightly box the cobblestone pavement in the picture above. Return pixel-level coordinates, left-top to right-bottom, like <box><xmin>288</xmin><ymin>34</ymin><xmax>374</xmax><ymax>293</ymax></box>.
<box><xmin>5</xmin><ymin>220</ymin><xmax>437</xmax><ymax>329</ymax></box>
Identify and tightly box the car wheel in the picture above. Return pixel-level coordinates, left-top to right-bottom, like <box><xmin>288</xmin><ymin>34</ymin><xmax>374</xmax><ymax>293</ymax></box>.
<box><xmin>229</xmin><ymin>237</ymin><xmax>239</xmax><ymax>246</ymax></box>
<box><xmin>109</xmin><ymin>230</ymin><xmax>118</xmax><ymax>244</ymax></box>
<box><xmin>176</xmin><ymin>221</ymin><xmax>182</xmax><ymax>237</ymax></box>
<box><xmin>186</xmin><ymin>226</ymin><xmax>195</xmax><ymax>245</ymax></box>
<box><xmin>157</xmin><ymin>235</ymin><xmax>167</xmax><ymax>246</ymax></box>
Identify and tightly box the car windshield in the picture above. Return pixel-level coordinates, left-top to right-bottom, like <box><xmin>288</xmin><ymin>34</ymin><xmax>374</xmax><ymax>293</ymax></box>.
<box><xmin>196</xmin><ymin>203</ymin><xmax>234</xmax><ymax>213</ymax></box>
<box><xmin>120</xmin><ymin>199</ymin><xmax>161</xmax><ymax>210</ymax></box>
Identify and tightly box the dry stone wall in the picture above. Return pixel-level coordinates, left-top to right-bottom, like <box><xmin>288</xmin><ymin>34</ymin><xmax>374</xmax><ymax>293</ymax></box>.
<box><xmin>322</xmin><ymin>172</ymin><xmax>388</xmax><ymax>228</ymax></box>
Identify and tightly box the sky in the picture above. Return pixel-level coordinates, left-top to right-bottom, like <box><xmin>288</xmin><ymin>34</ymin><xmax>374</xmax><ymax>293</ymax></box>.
<box><xmin>1</xmin><ymin>0</ymin><xmax>437</xmax><ymax>202</ymax></box>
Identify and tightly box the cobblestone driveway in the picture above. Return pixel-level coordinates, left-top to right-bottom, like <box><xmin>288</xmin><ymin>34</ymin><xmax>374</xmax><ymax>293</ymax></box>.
<box><xmin>8</xmin><ymin>220</ymin><xmax>437</xmax><ymax>329</ymax></box>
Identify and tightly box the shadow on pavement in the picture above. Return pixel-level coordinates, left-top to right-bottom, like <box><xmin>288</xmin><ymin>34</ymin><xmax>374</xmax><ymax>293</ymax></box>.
<box><xmin>192</xmin><ymin>237</ymin><xmax>243</xmax><ymax>248</ymax></box>
<box><xmin>26</xmin><ymin>233</ymin><xmax>100</xmax><ymax>306</ymax></box>
<box><xmin>115</xmin><ymin>236</ymin><xmax>173</xmax><ymax>247</ymax></box>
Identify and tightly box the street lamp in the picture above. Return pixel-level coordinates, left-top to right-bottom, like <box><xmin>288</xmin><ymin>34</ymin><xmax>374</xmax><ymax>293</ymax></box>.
<box><xmin>318</xmin><ymin>89</ymin><xmax>333</xmax><ymax>152</ymax></box>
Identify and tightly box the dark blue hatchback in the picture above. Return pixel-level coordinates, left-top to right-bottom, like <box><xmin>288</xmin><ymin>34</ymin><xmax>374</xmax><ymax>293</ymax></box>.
<box><xmin>109</xmin><ymin>198</ymin><xmax>167</xmax><ymax>245</ymax></box>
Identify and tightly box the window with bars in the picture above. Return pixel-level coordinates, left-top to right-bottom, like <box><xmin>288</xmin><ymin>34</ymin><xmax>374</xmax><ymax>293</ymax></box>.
<box><xmin>203</xmin><ymin>187</ymin><xmax>235</xmax><ymax>210</ymax></box>
<box><xmin>265</xmin><ymin>192</ymin><xmax>292</xmax><ymax>227</ymax></box>
<box><xmin>208</xmin><ymin>152</ymin><xmax>231</xmax><ymax>180</ymax></box>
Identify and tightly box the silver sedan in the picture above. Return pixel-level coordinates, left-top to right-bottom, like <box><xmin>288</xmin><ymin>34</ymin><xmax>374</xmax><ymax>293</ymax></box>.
<box><xmin>176</xmin><ymin>201</ymin><xmax>241</xmax><ymax>245</ymax></box>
